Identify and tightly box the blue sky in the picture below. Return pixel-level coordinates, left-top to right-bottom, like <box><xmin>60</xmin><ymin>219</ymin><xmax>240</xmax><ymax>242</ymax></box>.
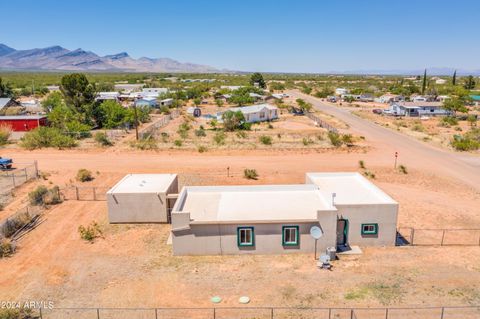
<box><xmin>1</xmin><ymin>0</ymin><xmax>479</xmax><ymax>72</ymax></box>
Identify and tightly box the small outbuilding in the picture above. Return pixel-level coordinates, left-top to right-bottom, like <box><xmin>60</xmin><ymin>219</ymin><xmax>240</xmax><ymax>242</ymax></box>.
<box><xmin>107</xmin><ymin>174</ymin><xmax>178</xmax><ymax>223</ymax></box>
<box><xmin>0</xmin><ymin>115</ymin><xmax>47</xmax><ymax>131</ymax></box>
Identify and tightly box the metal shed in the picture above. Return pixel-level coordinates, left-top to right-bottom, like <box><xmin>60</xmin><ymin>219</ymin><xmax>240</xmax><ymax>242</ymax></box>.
<box><xmin>107</xmin><ymin>174</ymin><xmax>178</xmax><ymax>223</ymax></box>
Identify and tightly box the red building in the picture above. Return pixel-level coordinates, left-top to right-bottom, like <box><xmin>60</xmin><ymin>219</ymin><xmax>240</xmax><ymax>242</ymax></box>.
<box><xmin>0</xmin><ymin>115</ymin><xmax>48</xmax><ymax>132</ymax></box>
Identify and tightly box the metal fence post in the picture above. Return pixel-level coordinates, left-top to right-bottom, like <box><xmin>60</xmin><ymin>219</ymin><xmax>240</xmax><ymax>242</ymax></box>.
<box><xmin>34</xmin><ymin>160</ymin><xmax>39</xmax><ymax>178</ymax></box>
<box><xmin>440</xmin><ymin>307</ymin><xmax>444</xmax><ymax>319</ymax></box>
<box><xmin>411</xmin><ymin>228</ymin><xmax>415</xmax><ymax>245</ymax></box>
<box><xmin>39</xmin><ymin>307</ymin><xmax>42</xmax><ymax>319</ymax></box>
<box><xmin>441</xmin><ymin>230</ymin><xmax>446</xmax><ymax>246</ymax></box>
<box><xmin>213</xmin><ymin>308</ymin><xmax>216</xmax><ymax>319</ymax></box>
<box><xmin>76</xmin><ymin>186</ymin><xmax>79</xmax><ymax>200</ymax></box>
<box><xmin>93</xmin><ymin>187</ymin><xmax>96</xmax><ymax>201</ymax></box>
<box><xmin>97</xmin><ymin>308</ymin><xmax>100</xmax><ymax>319</ymax></box>
<box><xmin>328</xmin><ymin>308</ymin><xmax>331</xmax><ymax>319</ymax></box>
<box><xmin>350</xmin><ymin>309</ymin><xmax>354</xmax><ymax>319</ymax></box>
<box><xmin>24</xmin><ymin>168</ymin><xmax>28</xmax><ymax>181</ymax></box>
<box><xmin>385</xmin><ymin>308</ymin><xmax>388</xmax><ymax>319</ymax></box>
<box><xmin>155</xmin><ymin>308</ymin><xmax>158</xmax><ymax>319</ymax></box>
<box><xmin>271</xmin><ymin>307</ymin><xmax>274</xmax><ymax>319</ymax></box>
<box><xmin>12</xmin><ymin>173</ymin><xmax>15</xmax><ymax>187</ymax></box>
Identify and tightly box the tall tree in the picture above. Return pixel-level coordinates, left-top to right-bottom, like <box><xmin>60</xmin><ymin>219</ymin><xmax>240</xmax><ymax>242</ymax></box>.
<box><xmin>60</xmin><ymin>73</ymin><xmax>96</xmax><ymax>114</ymax></box>
<box><xmin>464</xmin><ymin>75</ymin><xmax>476</xmax><ymax>90</ymax></box>
<box><xmin>249</xmin><ymin>72</ymin><xmax>266</xmax><ymax>89</ymax></box>
<box><xmin>452</xmin><ymin>70</ymin><xmax>457</xmax><ymax>86</ymax></box>
<box><xmin>0</xmin><ymin>77</ymin><xmax>13</xmax><ymax>98</ymax></box>
<box><xmin>421</xmin><ymin>69</ymin><xmax>427</xmax><ymax>95</ymax></box>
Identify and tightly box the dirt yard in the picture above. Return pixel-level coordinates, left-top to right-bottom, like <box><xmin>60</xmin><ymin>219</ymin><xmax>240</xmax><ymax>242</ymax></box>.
<box><xmin>0</xmin><ymin>146</ymin><xmax>479</xmax><ymax>310</ymax></box>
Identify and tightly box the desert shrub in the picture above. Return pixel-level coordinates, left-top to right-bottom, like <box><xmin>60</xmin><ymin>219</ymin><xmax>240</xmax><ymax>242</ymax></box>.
<box><xmin>94</xmin><ymin>132</ymin><xmax>113</xmax><ymax>146</ymax></box>
<box><xmin>213</xmin><ymin>131</ymin><xmax>226</xmax><ymax>145</ymax></box>
<box><xmin>0</xmin><ymin>239</ymin><xmax>15</xmax><ymax>258</ymax></box>
<box><xmin>78</xmin><ymin>221</ymin><xmax>102</xmax><ymax>243</ymax></box>
<box><xmin>267</xmin><ymin>123</ymin><xmax>274</xmax><ymax>129</ymax></box>
<box><xmin>28</xmin><ymin>185</ymin><xmax>48</xmax><ymax>205</ymax></box>
<box><xmin>160</xmin><ymin>132</ymin><xmax>169</xmax><ymax>143</ymax></box>
<box><xmin>341</xmin><ymin>134</ymin><xmax>354</xmax><ymax>146</ymax></box>
<box><xmin>197</xmin><ymin>145</ymin><xmax>207</xmax><ymax>153</ymax></box>
<box><xmin>20</xmin><ymin>127</ymin><xmax>77</xmax><ymax>150</ymax></box>
<box><xmin>316</xmin><ymin>133</ymin><xmax>325</xmax><ymax>141</ymax></box>
<box><xmin>43</xmin><ymin>186</ymin><xmax>62</xmax><ymax>205</ymax></box>
<box><xmin>65</xmin><ymin>120</ymin><xmax>92</xmax><ymax>139</ymax></box>
<box><xmin>244</xmin><ymin>168</ymin><xmax>258</xmax><ymax>180</ymax></box>
<box><xmin>259</xmin><ymin>135</ymin><xmax>272</xmax><ymax>145</ymax></box>
<box><xmin>451</xmin><ymin>136</ymin><xmax>480</xmax><ymax>151</ymax></box>
<box><xmin>359</xmin><ymin>160</ymin><xmax>366</xmax><ymax>169</ymax></box>
<box><xmin>0</xmin><ymin>124</ymin><xmax>12</xmax><ymax>146</ymax></box>
<box><xmin>195</xmin><ymin>128</ymin><xmax>206</xmax><ymax>137</ymax></box>
<box><xmin>130</xmin><ymin>135</ymin><xmax>158</xmax><ymax>150</ymax></box>
<box><xmin>302</xmin><ymin>137</ymin><xmax>314</xmax><ymax>146</ymax></box>
<box><xmin>364</xmin><ymin>171</ymin><xmax>376</xmax><ymax>179</ymax></box>
<box><xmin>411</xmin><ymin>123</ymin><xmax>425</xmax><ymax>132</ymax></box>
<box><xmin>160</xmin><ymin>105</ymin><xmax>170</xmax><ymax>114</ymax></box>
<box><xmin>222</xmin><ymin>110</ymin><xmax>245</xmax><ymax>131</ymax></box>
<box><xmin>328</xmin><ymin>131</ymin><xmax>342</xmax><ymax>147</ymax></box>
<box><xmin>236</xmin><ymin>131</ymin><xmax>247</xmax><ymax>139</ymax></box>
<box><xmin>398</xmin><ymin>165</ymin><xmax>408</xmax><ymax>174</ymax></box>
<box><xmin>76</xmin><ymin>169</ymin><xmax>93</xmax><ymax>182</ymax></box>
<box><xmin>440</xmin><ymin>116</ymin><xmax>458</xmax><ymax>127</ymax></box>
<box><xmin>174</xmin><ymin>139</ymin><xmax>183</xmax><ymax>147</ymax></box>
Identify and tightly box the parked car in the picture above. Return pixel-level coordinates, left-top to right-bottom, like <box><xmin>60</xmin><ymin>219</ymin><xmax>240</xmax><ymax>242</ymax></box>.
<box><xmin>372</xmin><ymin>109</ymin><xmax>383</xmax><ymax>114</ymax></box>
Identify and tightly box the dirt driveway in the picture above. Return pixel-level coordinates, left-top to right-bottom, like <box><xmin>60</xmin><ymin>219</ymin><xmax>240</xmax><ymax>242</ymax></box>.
<box><xmin>290</xmin><ymin>90</ymin><xmax>480</xmax><ymax>191</ymax></box>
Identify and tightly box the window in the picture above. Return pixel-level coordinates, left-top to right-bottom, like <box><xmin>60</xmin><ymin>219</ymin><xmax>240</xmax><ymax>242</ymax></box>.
<box><xmin>260</xmin><ymin>112</ymin><xmax>265</xmax><ymax>118</ymax></box>
<box><xmin>361</xmin><ymin>223</ymin><xmax>378</xmax><ymax>235</ymax></box>
<box><xmin>237</xmin><ymin>227</ymin><xmax>255</xmax><ymax>246</ymax></box>
<box><xmin>282</xmin><ymin>226</ymin><xmax>299</xmax><ymax>246</ymax></box>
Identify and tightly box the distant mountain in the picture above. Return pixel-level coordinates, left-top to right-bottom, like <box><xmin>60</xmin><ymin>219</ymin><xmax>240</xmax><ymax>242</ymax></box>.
<box><xmin>327</xmin><ymin>68</ymin><xmax>480</xmax><ymax>76</ymax></box>
<box><xmin>0</xmin><ymin>44</ymin><xmax>220</xmax><ymax>73</ymax></box>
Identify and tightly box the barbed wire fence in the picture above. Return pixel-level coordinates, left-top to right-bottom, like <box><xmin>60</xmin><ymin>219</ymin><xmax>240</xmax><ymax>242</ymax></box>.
<box><xmin>26</xmin><ymin>305</ymin><xmax>480</xmax><ymax>319</ymax></box>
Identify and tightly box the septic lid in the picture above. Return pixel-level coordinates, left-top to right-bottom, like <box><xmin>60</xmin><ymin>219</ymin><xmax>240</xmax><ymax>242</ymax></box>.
<box><xmin>239</xmin><ymin>296</ymin><xmax>250</xmax><ymax>304</ymax></box>
<box><xmin>211</xmin><ymin>296</ymin><xmax>222</xmax><ymax>304</ymax></box>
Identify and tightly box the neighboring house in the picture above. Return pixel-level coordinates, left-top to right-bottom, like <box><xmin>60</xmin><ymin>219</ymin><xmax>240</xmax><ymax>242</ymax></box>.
<box><xmin>220</xmin><ymin>85</ymin><xmax>243</xmax><ymax>91</ymax></box>
<box><xmin>159</xmin><ymin>98</ymin><xmax>174</xmax><ymax>107</ymax></box>
<box><xmin>388</xmin><ymin>102</ymin><xmax>450</xmax><ymax>117</ymax></box>
<box><xmin>374</xmin><ymin>94</ymin><xmax>405</xmax><ymax>104</ymax></box>
<box><xmin>470</xmin><ymin>95</ymin><xmax>480</xmax><ymax>106</ymax></box>
<box><xmin>359</xmin><ymin>93</ymin><xmax>374</xmax><ymax>102</ymax></box>
<box><xmin>135</xmin><ymin>97</ymin><xmax>158</xmax><ymax>107</ymax></box>
<box><xmin>46</xmin><ymin>85</ymin><xmax>60</xmax><ymax>92</ymax></box>
<box><xmin>411</xmin><ymin>95</ymin><xmax>429</xmax><ymax>103</ymax></box>
<box><xmin>264</xmin><ymin>93</ymin><xmax>284</xmax><ymax>103</ymax></box>
<box><xmin>217</xmin><ymin>104</ymin><xmax>278</xmax><ymax>123</ymax></box>
<box><xmin>170</xmin><ymin>172</ymin><xmax>398</xmax><ymax>256</ymax></box>
<box><xmin>0</xmin><ymin>98</ymin><xmax>19</xmax><ymax>111</ymax></box>
<box><xmin>0</xmin><ymin>115</ymin><xmax>47</xmax><ymax>131</ymax></box>
<box><xmin>142</xmin><ymin>88</ymin><xmax>168</xmax><ymax>95</ymax></box>
<box><xmin>335</xmin><ymin>88</ymin><xmax>349</xmax><ymax>95</ymax></box>
<box><xmin>114</xmin><ymin>84</ymin><xmax>144</xmax><ymax>93</ymax></box>
<box><xmin>249</xmin><ymin>92</ymin><xmax>265</xmax><ymax>101</ymax></box>
<box><xmin>435</xmin><ymin>78</ymin><xmax>447</xmax><ymax>85</ymax></box>
<box><xmin>96</xmin><ymin>92</ymin><xmax>120</xmax><ymax>102</ymax></box>
<box><xmin>107</xmin><ymin>174</ymin><xmax>178</xmax><ymax>223</ymax></box>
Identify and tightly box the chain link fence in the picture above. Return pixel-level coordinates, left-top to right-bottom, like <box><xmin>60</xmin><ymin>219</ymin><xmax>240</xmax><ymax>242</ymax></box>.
<box><xmin>30</xmin><ymin>306</ymin><xmax>480</xmax><ymax>319</ymax></box>
<box><xmin>60</xmin><ymin>186</ymin><xmax>110</xmax><ymax>201</ymax></box>
<box><xmin>139</xmin><ymin>110</ymin><xmax>180</xmax><ymax>139</ymax></box>
<box><xmin>397</xmin><ymin>227</ymin><xmax>480</xmax><ymax>246</ymax></box>
<box><xmin>305</xmin><ymin>112</ymin><xmax>338</xmax><ymax>133</ymax></box>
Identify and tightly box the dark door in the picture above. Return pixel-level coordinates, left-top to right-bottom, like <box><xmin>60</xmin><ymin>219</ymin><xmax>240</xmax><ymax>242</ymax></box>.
<box><xmin>337</xmin><ymin>218</ymin><xmax>348</xmax><ymax>246</ymax></box>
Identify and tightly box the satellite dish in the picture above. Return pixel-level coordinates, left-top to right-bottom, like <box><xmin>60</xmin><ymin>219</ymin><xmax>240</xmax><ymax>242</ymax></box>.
<box><xmin>310</xmin><ymin>226</ymin><xmax>323</xmax><ymax>239</ymax></box>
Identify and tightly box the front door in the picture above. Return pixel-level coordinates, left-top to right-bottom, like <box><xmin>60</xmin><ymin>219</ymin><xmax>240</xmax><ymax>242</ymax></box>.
<box><xmin>337</xmin><ymin>218</ymin><xmax>348</xmax><ymax>246</ymax></box>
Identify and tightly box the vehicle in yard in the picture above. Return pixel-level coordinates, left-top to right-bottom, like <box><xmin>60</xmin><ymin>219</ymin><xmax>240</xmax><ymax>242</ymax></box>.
<box><xmin>0</xmin><ymin>157</ymin><xmax>13</xmax><ymax>170</ymax></box>
<box><xmin>372</xmin><ymin>109</ymin><xmax>383</xmax><ymax>114</ymax></box>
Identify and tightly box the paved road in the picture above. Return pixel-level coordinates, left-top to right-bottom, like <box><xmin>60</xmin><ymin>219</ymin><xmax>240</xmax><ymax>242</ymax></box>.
<box><xmin>291</xmin><ymin>90</ymin><xmax>480</xmax><ymax>191</ymax></box>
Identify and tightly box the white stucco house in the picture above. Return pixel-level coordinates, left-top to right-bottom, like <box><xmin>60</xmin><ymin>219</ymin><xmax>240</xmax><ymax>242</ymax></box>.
<box><xmin>387</xmin><ymin>102</ymin><xmax>451</xmax><ymax>117</ymax></box>
<box><xmin>216</xmin><ymin>104</ymin><xmax>279</xmax><ymax>123</ymax></box>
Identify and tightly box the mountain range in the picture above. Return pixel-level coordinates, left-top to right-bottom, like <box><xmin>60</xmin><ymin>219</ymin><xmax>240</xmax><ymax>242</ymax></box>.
<box><xmin>0</xmin><ymin>44</ymin><xmax>219</xmax><ymax>73</ymax></box>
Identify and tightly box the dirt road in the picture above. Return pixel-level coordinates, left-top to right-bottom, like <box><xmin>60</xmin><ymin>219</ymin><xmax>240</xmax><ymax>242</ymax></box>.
<box><xmin>291</xmin><ymin>90</ymin><xmax>480</xmax><ymax>191</ymax></box>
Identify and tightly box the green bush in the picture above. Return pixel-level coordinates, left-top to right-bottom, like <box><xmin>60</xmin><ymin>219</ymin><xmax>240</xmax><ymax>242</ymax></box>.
<box><xmin>440</xmin><ymin>116</ymin><xmax>458</xmax><ymax>127</ymax></box>
<box><xmin>259</xmin><ymin>135</ymin><xmax>272</xmax><ymax>145</ymax></box>
<box><xmin>197</xmin><ymin>145</ymin><xmax>207</xmax><ymax>153</ymax></box>
<box><xmin>359</xmin><ymin>160</ymin><xmax>366</xmax><ymax>169</ymax></box>
<box><xmin>65</xmin><ymin>120</ymin><xmax>92</xmax><ymax>139</ymax></box>
<box><xmin>236</xmin><ymin>131</ymin><xmax>247</xmax><ymax>139</ymax></box>
<box><xmin>244</xmin><ymin>168</ymin><xmax>259</xmax><ymax>180</ymax></box>
<box><xmin>302</xmin><ymin>137</ymin><xmax>314</xmax><ymax>146</ymax></box>
<box><xmin>94</xmin><ymin>132</ymin><xmax>113</xmax><ymax>146</ymax></box>
<box><xmin>364</xmin><ymin>171</ymin><xmax>376</xmax><ymax>179</ymax></box>
<box><xmin>174</xmin><ymin>139</ymin><xmax>183</xmax><ymax>147</ymax></box>
<box><xmin>28</xmin><ymin>185</ymin><xmax>49</xmax><ymax>205</ymax></box>
<box><xmin>451</xmin><ymin>136</ymin><xmax>480</xmax><ymax>151</ymax></box>
<box><xmin>76</xmin><ymin>169</ymin><xmax>93</xmax><ymax>182</ymax></box>
<box><xmin>0</xmin><ymin>308</ymin><xmax>35</xmax><ymax>319</ymax></box>
<box><xmin>341</xmin><ymin>134</ymin><xmax>354</xmax><ymax>145</ymax></box>
<box><xmin>195</xmin><ymin>128</ymin><xmax>206</xmax><ymax>137</ymax></box>
<box><xmin>328</xmin><ymin>131</ymin><xmax>342</xmax><ymax>147</ymax></box>
<box><xmin>0</xmin><ymin>124</ymin><xmax>11</xmax><ymax>146</ymax></box>
<box><xmin>78</xmin><ymin>221</ymin><xmax>102</xmax><ymax>243</ymax></box>
<box><xmin>213</xmin><ymin>131</ymin><xmax>226</xmax><ymax>145</ymax></box>
<box><xmin>20</xmin><ymin>127</ymin><xmax>77</xmax><ymax>150</ymax></box>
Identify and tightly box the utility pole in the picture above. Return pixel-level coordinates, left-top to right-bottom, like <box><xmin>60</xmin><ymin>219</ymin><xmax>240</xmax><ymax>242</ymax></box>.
<box><xmin>133</xmin><ymin>104</ymin><xmax>139</xmax><ymax>140</ymax></box>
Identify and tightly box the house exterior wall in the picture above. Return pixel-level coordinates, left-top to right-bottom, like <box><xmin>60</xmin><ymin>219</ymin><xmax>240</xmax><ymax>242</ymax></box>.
<box><xmin>244</xmin><ymin>108</ymin><xmax>278</xmax><ymax>123</ymax></box>
<box><xmin>171</xmin><ymin>212</ymin><xmax>337</xmax><ymax>256</ymax></box>
<box><xmin>335</xmin><ymin>204</ymin><xmax>398</xmax><ymax>246</ymax></box>
<box><xmin>107</xmin><ymin>192</ymin><xmax>169</xmax><ymax>223</ymax></box>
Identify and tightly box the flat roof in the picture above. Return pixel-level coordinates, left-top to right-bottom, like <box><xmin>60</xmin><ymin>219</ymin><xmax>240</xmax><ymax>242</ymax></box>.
<box><xmin>107</xmin><ymin>174</ymin><xmax>177</xmax><ymax>194</ymax></box>
<box><xmin>175</xmin><ymin>184</ymin><xmax>335</xmax><ymax>224</ymax></box>
<box><xmin>306</xmin><ymin>172</ymin><xmax>397</xmax><ymax>205</ymax></box>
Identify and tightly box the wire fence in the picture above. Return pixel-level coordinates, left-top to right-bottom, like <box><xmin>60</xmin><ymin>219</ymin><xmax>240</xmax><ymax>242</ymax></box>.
<box><xmin>26</xmin><ymin>306</ymin><xmax>480</xmax><ymax>319</ymax></box>
<box><xmin>0</xmin><ymin>161</ymin><xmax>39</xmax><ymax>206</ymax></box>
<box><xmin>305</xmin><ymin>112</ymin><xmax>338</xmax><ymax>133</ymax></box>
<box><xmin>397</xmin><ymin>227</ymin><xmax>480</xmax><ymax>246</ymax></box>
<box><xmin>0</xmin><ymin>204</ymin><xmax>42</xmax><ymax>240</ymax></box>
<box><xmin>139</xmin><ymin>109</ymin><xmax>180</xmax><ymax>139</ymax></box>
<box><xmin>60</xmin><ymin>186</ymin><xmax>110</xmax><ymax>201</ymax></box>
